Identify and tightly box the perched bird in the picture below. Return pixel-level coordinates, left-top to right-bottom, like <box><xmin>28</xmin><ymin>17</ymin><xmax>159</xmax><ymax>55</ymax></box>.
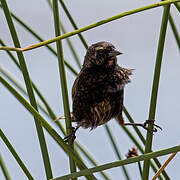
<box><xmin>60</xmin><ymin>41</ymin><xmax>161</xmax><ymax>141</ymax></box>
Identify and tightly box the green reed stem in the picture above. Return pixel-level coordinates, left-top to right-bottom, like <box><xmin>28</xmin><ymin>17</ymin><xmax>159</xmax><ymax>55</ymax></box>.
<box><xmin>121</xmin><ymin>126</ymin><xmax>164</xmax><ymax>180</ymax></box>
<box><xmin>1</xmin><ymin>64</ymin><xmax>110</xmax><ymax>179</ymax></box>
<box><xmin>0</xmin><ymin>40</ymin><xmax>108</xmax><ymax>179</ymax></box>
<box><xmin>169</xmin><ymin>14</ymin><xmax>180</xmax><ymax>51</ymax></box>
<box><xmin>52</xmin><ymin>144</ymin><xmax>180</xmax><ymax>180</ymax></box>
<box><xmin>0</xmin><ymin>5</ymin><xmax>78</xmax><ymax>76</ymax></box>
<box><xmin>142</xmin><ymin>5</ymin><xmax>170</xmax><ymax>180</ymax></box>
<box><xmin>0</xmin><ymin>38</ymin><xmax>65</xmax><ymax>133</ymax></box>
<box><xmin>123</xmin><ymin>107</ymin><xmax>170</xmax><ymax>180</ymax></box>
<box><xmin>174</xmin><ymin>2</ymin><xmax>180</xmax><ymax>12</ymax></box>
<box><xmin>52</xmin><ymin>0</ymin><xmax>76</xmax><ymax>175</ymax></box>
<box><xmin>0</xmin><ymin>75</ymin><xmax>97</xmax><ymax>180</ymax></box>
<box><xmin>0</xmin><ymin>0</ymin><xmax>53</xmax><ymax>179</ymax></box>
<box><xmin>0</xmin><ymin>151</ymin><xmax>11</xmax><ymax>180</ymax></box>
<box><xmin>0</xmin><ymin>129</ymin><xmax>34</xmax><ymax>180</ymax></box>
<box><xmin>0</xmin><ymin>0</ymin><xmax>179</xmax><ymax>52</ymax></box>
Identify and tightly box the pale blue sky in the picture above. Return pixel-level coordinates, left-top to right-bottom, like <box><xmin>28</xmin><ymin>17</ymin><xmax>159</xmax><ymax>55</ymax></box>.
<box><xmin>0</xmin><ymin>0</ymin><xmax>180</xmax><ymax>179</ymax></box>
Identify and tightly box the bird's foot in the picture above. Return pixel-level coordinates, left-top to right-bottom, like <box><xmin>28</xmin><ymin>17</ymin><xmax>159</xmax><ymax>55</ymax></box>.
<box><xmin>123</xmin><ymin>119</ymin><xmax>162</xmax><ymax>134</ymax></box>
<box><xmin>142</xmin><ymin>119</ymin><xmax>162</xmax><ymax>134</ymax></box>
<box><xmin>64</xmin><ymin>126</ymin><xmax>79</xmax><ymax>144</ymax></box>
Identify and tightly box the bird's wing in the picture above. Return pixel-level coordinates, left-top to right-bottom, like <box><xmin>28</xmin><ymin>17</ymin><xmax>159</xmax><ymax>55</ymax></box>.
<box><xmin>107</xmin><ymin>67</ymin><xmax>132</xmax><ymax>93</ymax></box>
<box><xmin>72</xmin><ymin>70</ymin><xmax>84</xmax><ymax>100</ymax></box>
<box><xmin>72</xmin><ymin>77</ymin><xmax>79</xmax><ymax>101</ymax></box>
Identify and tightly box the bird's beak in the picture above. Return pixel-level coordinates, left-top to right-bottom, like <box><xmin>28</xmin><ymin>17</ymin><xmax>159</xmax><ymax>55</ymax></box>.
<box><xmin>109</xmin><ymin>49</ymin><xmax>123</xmax><ymax>57</ymax></box>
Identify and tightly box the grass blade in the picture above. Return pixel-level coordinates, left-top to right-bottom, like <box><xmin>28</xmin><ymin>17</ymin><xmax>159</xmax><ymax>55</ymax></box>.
<box><xmin>123</xmin><ymin>107</ymin><xmax>170</xmax><ymax>180</ymax></box>
<box><xmin>0</xmin><ymin>151</ymin><xmax>11</xmax><ymax>180</ymax></box>
<box><xmin>169</xmin><ymin>14</ymin><xmax>180</xmax><ymax>51</ymax></box>
<box><xmin>1</xmin><ymin>0</ymin><xmax>179</xmax><ymax>52</ymax></box>
<box><xmin>0</xmin><ymin>75</ymin><xmax>97</xmax><ymax>180</ymax></box>
<box><xmin>0</xmin><ymin>39</ymin><xmax>108</xmax><ymax>179</ymax></box>
<box><xmin>121</xmin><ymin>126</ymin><xmax>164</xmax><ymax>180</ymax></box>
<box><xmin>0</xmin><ymin>5</ymin><xmax>79</xmax><ymax>76</ymax></box>
<box><xmin>52</xmin><ymin>145</ymin><xmax>180</xmax><ymax>180</ymax></box>
<box><xmin>52</xmin><ymin>0</ymin><xmax>76</xmax><ymax>175</ymax></box>
<box><xmin>0</xmin><ymin>129</ymin><xmax>34</xmax><ymax>180</ymax></box>
<box><xmin>0</xmin><ymin>0</ymin><xmax>53</xmax><ymax>178</ymax></box>
<box><xmin>142</xmin><ymin>5</ymin><xmax>170</xmax><ymax>180</ymax></box>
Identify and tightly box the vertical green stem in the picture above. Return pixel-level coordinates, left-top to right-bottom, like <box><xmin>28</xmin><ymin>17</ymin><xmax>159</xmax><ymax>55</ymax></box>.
<box><xmin>52</xmin><ymin>0</ymin><xmax>76</xmax><ymax>175</ymax></box>
<box><xmin>142</xmin><ymin>5</ymin><xmax>170</xmax><ymax>180</ymax></box>
<box><xmin>0</xmin><ymin>0</ymin><xmax>53</xmax><ymax>179</ymax></box>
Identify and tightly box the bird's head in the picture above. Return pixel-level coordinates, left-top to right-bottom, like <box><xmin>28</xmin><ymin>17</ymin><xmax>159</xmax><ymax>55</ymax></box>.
<box><xmin>83</xmin><ymin>41</ymin><xmax>122</xmax><ymax>68</ymax></box>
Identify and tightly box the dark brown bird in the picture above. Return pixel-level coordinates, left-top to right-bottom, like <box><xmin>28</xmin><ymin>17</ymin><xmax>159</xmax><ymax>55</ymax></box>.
<box><xmin>63</xmin><ymin>41</ymin><xmax>161</xmax><ymax>141</ymax></box>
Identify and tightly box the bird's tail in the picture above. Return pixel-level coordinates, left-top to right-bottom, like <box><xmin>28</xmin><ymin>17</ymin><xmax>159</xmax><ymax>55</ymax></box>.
<box><xmin>115</xmin><ymin>113</ymin><xmax>125</xmax><ymax>125</ymax></box>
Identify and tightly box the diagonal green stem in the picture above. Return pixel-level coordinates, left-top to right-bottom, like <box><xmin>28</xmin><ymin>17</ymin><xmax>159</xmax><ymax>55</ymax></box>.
<box><xmin>168</xmin><ymin>14</ymin><xmax>180</xmax><ymax>51</ymax></box>
<box><xmin>0</xmin><ymin>1</ymin><xmax>53</xmax><ymax>179</ymax></box>
<box><xmin>52</xmin><ymin>145</ymin><xmax>180</xmax><ymax>180</ymax></box>
<box><xmin>174</xmin><ymin>2</ymin><xmax>180</xmax><ymax>12</ymax></box>
<box><xmin>0</xmin><ymin>129</ymin><xmax>34</xmax><ymax>179</ymax></box>
<box><xmin>142</xmin><ymin>5</ymin><xmax>170</xmax><ymax>180</ymax></box>
<box><xmin>52</xmin><ymin>0</ymin><xmax>76</xmax><ymax>175</ymax></box>
<box><xmin>0</xmin><ymin>151</ymin><xmax>11</xmax><ymax>180</ymax></box>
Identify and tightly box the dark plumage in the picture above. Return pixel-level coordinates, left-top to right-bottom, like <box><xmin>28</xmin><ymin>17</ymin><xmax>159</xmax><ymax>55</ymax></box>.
<box><xmin>72</xmin><ymin>41</ymin><xmax>132</xmax><ymax>129</ymax></box>
<box><xmin>58</xmin><ymin>41</ymin><xmax>161</xmax><ymax>142</ymax></box>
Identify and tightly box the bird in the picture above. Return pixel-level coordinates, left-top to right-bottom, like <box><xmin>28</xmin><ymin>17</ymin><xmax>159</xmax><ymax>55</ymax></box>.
<box><xmin>57</xmin><ymin>41</ymin><xmax>161</xmax><ymax>142</ymax></box>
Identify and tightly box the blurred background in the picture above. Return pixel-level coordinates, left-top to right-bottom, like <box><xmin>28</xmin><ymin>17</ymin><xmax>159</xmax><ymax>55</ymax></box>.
<box><xmin>0</xmin><ymin>0</ymin><xmax>180</xmax><ymax>179</ymax></box>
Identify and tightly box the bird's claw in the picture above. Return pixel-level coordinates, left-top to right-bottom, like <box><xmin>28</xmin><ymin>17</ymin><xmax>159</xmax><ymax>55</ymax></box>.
<box><xmin>143</xmin><ymin>119</ymin><xmax>162</xmax><ymax>134</ymax></box>
<box><xmin>63</xmin><ymin>126</ymin><xmax>78</xmax><ymax>144</ymax></box>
